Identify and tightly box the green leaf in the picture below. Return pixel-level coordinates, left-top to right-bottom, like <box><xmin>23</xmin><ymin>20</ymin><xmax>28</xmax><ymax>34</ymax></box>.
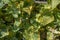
<box><xmin>2</xmin><ymin>0</ymin><xmax>9</xmax><ymax>4</ymax></box>
<box><xmin>12</xmin><ymin>14</ymin><xmax>18</xmax><ymax>18</ymax></box>
<box><xmin>14</xmin><ymin>20</ymin><xmax>21</xmax><ymax>27</ymax></box>
<box><xmin>36</xmin><ymin>12</ymin><xmax>54</xmax><ymax>25</ymax></box>
<box><xmin>0</xmin><ymin>29</ymin><xmax>9</xmax><ymax>38</ymax></box>
<box><xmin>0</xmin><ymin>2</ymin><xmax>4</xmax><ymax>8</ymax></box>
<box><xmin>52</xmin><ymin>0</ymin><xmax>60</xmax><ymax>9</ymax></box>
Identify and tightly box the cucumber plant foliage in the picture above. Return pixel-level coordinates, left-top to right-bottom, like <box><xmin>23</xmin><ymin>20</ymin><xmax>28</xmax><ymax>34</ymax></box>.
<box><xmin>0</xmin><ymin>0</ymin><xmax>60</xmax><ymax>40</ymax></box>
